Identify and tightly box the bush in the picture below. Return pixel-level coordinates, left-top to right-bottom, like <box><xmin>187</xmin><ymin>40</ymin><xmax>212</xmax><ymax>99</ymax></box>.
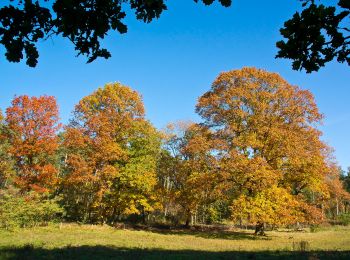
<box><xmin>337</xmin><ymin>213</ymin><xmax>350</xmax><ymax>226</ymax></box>
<box><xmin>309</xmin><ymin>224</ymin><xmax>321</xmax><ymax>233</ymax></box>
<box><xmin>0</xmin><ymin>191</ymin><xmax>63</xmax><ymax>230</ymax></box>
<box><xmin>204</xmin><ymin>206</ymin><xmax>221</xmax><ymax>224</ymax></box>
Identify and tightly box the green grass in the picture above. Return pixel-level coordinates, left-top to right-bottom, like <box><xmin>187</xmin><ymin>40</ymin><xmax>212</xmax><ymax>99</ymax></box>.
<box><xmin>0</xmin><ymin>224</ymin><xmax>350</xmax><ymax>259</ymax></box>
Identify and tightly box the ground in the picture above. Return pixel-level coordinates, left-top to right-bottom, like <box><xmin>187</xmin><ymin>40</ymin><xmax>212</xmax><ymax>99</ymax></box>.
<box><xmin>0</xmin><ymin>224</ymin><xmax>350</xmax><ymax>259</ymax></box>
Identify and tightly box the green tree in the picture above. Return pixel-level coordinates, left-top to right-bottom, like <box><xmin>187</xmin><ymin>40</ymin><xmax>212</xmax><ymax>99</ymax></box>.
<box><xmin>0</xmin><ymin>187</ymin><xmax>63</xmax><ymax>230</ymax></box>
<box><xmin>341</xmin><ymin>167</ymin><xmax>350</xmax><ymax>193</ymax></box>
<box><xmin>0</xmin><ymin>110</ymin><xmax>15</xmax><ymax>188</ymax></box>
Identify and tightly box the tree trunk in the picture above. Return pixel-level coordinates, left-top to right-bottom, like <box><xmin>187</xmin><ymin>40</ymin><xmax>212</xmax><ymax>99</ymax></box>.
<box><xmin>185</xmin><ymin>217</ymin><xmax>191</xmax><ymax>228</ymax></box>
<box><xmin>142</xmin><ymin>207</ymin><xmax>146</xmax><ymax>224</ymax></box>
<box><xmin>254</xmin><ymin>222</ymin><xmax>266</xmax><ymax>236</ymax></box>
<box><xmin>336</xmin><ymin>198</ymin><xmax>339</xmax><ymax>216</ymax></box>
<box><xmin>185</xmin><ymin>210</ymin><xmax>191</xmax><ymax>228</ymax></box>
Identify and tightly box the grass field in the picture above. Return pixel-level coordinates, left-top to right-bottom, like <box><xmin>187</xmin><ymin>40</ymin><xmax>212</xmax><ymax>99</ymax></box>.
<box><xmin>0</xmin><ymin>224</ymin><xmax>350</xmax><ymax>259</ymax></box>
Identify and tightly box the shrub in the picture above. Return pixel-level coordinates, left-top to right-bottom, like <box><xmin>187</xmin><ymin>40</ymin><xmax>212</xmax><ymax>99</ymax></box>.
<box><xmin>0</xmin><ymin>191</ymin><xmax>63</xmax><ymax>230</ymax></box>
<box><xmin>309</xmin><ymin>224</ymin><xmax>320</xmax><ymax>233</ymax></box>
<box><xmin>337</xmin><ymin>213</ymin><xmax>350</xmax><ymax>226</ymax></box>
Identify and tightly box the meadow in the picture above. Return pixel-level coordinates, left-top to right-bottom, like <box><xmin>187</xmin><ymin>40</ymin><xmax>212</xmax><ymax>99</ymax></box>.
<box><xmin>0</xmin><ymin>224</ymin><xmax>350</xmax><ymax>259</ymax></box>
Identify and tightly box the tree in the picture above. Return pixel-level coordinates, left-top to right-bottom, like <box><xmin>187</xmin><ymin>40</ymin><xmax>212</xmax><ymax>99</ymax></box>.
<box><xmin>324</xmin><ymin>165</ymin><xmax>350</xmax><ymax>218</ymax></box>
<box><xmin>0</xmin><ymin>110</ymin><xmax>15</xmax><ymax>188</ymax></box>
<box><xmin>157</xmin><ymin>121</ymin><xmax>221</xmax><ymax>226</ymax></box>
<box><xmin>0</xmin><ymin>0</ymin><xmax>231</xmax><ymax>67</ymax></box>
<box><xmin>230</xmin><ymin>186</ymin><xmax>323</xmax><ymax>235</ymax></box>
<box><xmin>196</xmin><ymin>67</ymin><xmax>339</xmax><ymax>234</ymax></box>
<box><xmin>341</xmin><ymin>167</ymin><xmax>350</xmax><ymax>193</ymax></box>
<box><xmin>157</xmin><ymin>121</ymin><xmax>195</xmax><ymax>225</ymax></box>
<box><xmin>5</xmin><ymin>95</ymin><xmax>61</xmax><ymax>193</ymax></box>
<box><xmin>277</xmin><ymin>0</ymin><xmax>350</xmax><ymax>72</ymax></box>
<box><xmin>2</xmin><ymin>1</ymin><xmax>348</xmax><ymax>73</ymax></box>
<box><xmin>62</xmin><ymin>83</ymin><xmax>161</xmax><ymax>223</ymax></box>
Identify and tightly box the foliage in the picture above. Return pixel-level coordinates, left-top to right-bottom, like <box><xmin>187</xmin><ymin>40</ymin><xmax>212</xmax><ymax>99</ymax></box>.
<box><xmin>0</xmin><ymin>0</ymin><xmax>231</xmax><ymax>67</ymax></box>
<box><xmin>337</xmin><ymin>213</ymin><xmax>350</xmax><ymax>226</ymax></box>
<box><xmin>157</xmin><ymin>121</ymin><xmax>220</xmax><ymax>226</ymax></box>
<box><xmin>277</xmin><ymin>0</ymin><xmax>350</xmax><ymax>72</ymax></box>
<box><xmin>0</xmin><ymin>69</ymin><xmax>349</xmax><ymax>231</ymax></box>
<box><xmin>230</xmin><ymin>186</ymin><xmax>305</xmax><ymax>226</ymax></box>
<box><xmin>341</xmin><ymin>168</ymin><xmax>350</xmax><ymax>193</ymax></box>
<box><xmin>5</xmin><ymin>95</ymin><xmax>61</xmax><ymax>193</ymax></box>
<box><xmin>195</xmin><ymin>67</ymin><xmax>343</xmax><ymax>229</ymax></box>
<box><xmin>0</xmin><ymin>188</ymin><xmax>63</xmax><ymax>230</ymax></box>
<box><xmin>324</xmin><ymin>165</ymin><xmax>350</xmax><ymax>219</ymax></box>
<box><xmin>1</xmin><ymin>1</ymin><xmax>349</xmax><ymax>72</ymax></box>
<box><xmin>0</xmin><ymin>110</ymin><xmax>15</xmax><ymax>188</ymax></box>
<box><xmin>61</xmin><ymin>83</ymin><xmax>161</xmax><ymax>223</ymax></box>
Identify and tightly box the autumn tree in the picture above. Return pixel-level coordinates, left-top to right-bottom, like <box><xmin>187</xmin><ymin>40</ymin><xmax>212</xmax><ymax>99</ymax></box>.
<box><xmin>324</xmin><ymin>165</ymin><xmax>350</xmax><ymax>218</ymax></box>
<box><xmin>157</xmin><ymin>121</ymin><xmax>222</xmax><ymax>226</ymax></box>
<box><xmin>5</xmin><ymin>95</ymin><xmax>61</xmax><ymax>193</ymax></box>
<box><xmin>0</xmin><ymin>110</ymin><xmax>15</xmax><ymax>188</ymax></box>
<box><xmin>196</xmin><ymin>67</ymin><xmax>341</xmax><ymax>234</ymax></box>
<box><xmin>62</xmin><ymin>83</ymin><xmax>161</xmax><ymax>223</ymax></box>
<box><xmin>157</xmin><ymin>122</ymin><xmax>196</xmax><ymax>225</ymax></box>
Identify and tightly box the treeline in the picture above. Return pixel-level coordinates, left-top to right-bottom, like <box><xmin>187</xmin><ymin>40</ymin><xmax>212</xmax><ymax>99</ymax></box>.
<box><xmin>1</xmin><ymin>67</ymin><xmax>350</xmax><ymax>233</ymax></box>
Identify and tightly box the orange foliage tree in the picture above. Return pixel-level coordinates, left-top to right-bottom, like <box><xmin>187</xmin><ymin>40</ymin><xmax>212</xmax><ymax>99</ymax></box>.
<box><xmin>62</xmin><ymin>83</ymin><xmax>161</xmax><ymax>223</ymax></box>
<box><xmin>5</xmin><ymin>95</ymin><xmax>61</xmax><ymax>193</ymax></box>
<box><xmin>196</xmin><ymin>67</ymin><xmax>342</xmax><ymax>234</ymax></box>
<box><xmin>324</xmin><ymin>164</ymin><xmax>350</xmax><ymax>218</ymax></box>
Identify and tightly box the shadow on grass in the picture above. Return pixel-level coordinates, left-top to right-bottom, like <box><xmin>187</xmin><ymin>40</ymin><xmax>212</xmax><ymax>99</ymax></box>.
<box><xmin>128</xmin><ymin>224</ymin><xmax>259</xmax><ymax>241</ymax></box>
<box><xmin>1</xmin><ymin>245</ymin><xmax>349</xmax><ymax>260</ymax></box>
<box><xmin>148</xmin><ymin>229</ymin><xmax>260</xmax><ymax>241</ymax></box>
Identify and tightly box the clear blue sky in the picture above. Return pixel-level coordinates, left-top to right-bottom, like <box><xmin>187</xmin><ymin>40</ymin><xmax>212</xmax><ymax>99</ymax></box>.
<box><xmin>1</xmin><ymin>0</ymin><xmax>349</xmax><ymax>170</ymax></box>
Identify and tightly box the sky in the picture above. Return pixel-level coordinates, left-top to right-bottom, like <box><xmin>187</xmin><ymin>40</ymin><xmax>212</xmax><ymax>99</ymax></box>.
<box><xmin>0</xmin><ymin>0</ymin><xmax>349</xmax><ymax>170</ymax></box>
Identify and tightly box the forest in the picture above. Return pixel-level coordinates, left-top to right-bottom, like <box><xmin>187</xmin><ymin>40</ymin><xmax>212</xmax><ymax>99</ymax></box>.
<box><xmin>1</xmin><ymin>67</ymin><xmax>350</xmax><ymax>236</ymax></box>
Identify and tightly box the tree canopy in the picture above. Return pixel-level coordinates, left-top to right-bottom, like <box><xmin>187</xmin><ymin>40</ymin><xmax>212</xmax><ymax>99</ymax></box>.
<box><xmin>0</xmin><ymin>68</ymin><xmax>349</xmax><ymax>231</ymax></box>
<box><xmin>62</xmin><ymin>83</ymin><xmax>161</xmax><ymax>223</ymax></box>
<box><xmin>1</xmin><ymin>1</ymin><xmax>348</xmax><ymax>72</ymax></box>
<box><xmin>0</xmin><ymin>0</ymin><xmax>231</xmax><ymax>67</ymax></box>
<box><xmin>5</xmin><ymin>95</ymin><xmax>61</xmax><ymax>193</ymax></box>
<box><xmin>277</xmin><ymin>0</ymin><xmax>350</xmax><ymax>72</ymax></box>
<box><xmin>196</xmin><ymin>67</ymin><xmax>341</xmax><ymax>233</ymax></box>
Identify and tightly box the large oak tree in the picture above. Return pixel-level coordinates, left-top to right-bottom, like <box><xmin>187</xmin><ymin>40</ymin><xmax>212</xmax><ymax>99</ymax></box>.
<box><xmin>196</xmin><ymin>67</ymin><xmax>344</xmax><ymax>234</ymax></box>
